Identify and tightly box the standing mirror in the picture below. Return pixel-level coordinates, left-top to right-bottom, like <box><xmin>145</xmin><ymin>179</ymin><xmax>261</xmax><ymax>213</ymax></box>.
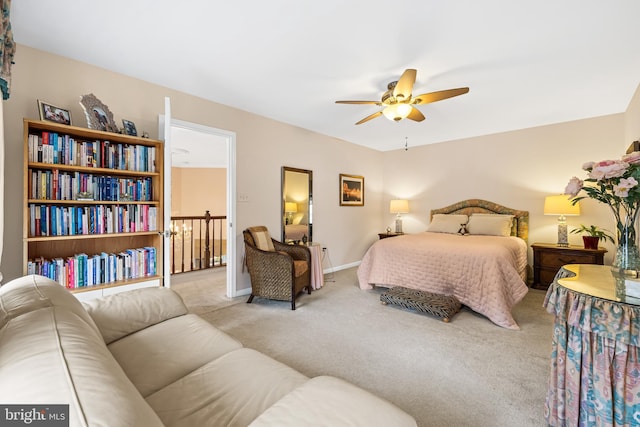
<box><xmin>282</xmin><ymin>166</ymin><xmax>312</xmax><ymax>243</ymax></box>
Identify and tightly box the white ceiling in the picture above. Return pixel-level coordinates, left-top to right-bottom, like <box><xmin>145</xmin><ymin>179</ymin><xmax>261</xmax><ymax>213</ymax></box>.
<box><xmin>170</xmin><ymin>126</ymin><xmax>227</xmax><ymax>168</ymax></box>
<box><xmin>11</xmin><ymin>1</ymin><xmax>640</xmax><ymax>152</ymax></box>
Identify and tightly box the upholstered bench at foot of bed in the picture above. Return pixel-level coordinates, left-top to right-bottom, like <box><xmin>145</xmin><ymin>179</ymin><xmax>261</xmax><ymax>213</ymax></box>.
<box><xmin>380</xmin><ymin>286</ymin><xmax>462</xmax><ymax>322</ymax></box>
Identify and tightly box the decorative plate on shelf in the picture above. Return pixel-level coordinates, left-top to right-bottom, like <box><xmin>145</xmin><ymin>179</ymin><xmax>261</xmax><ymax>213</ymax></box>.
<box><xmin>79</xmin><ymin>94</ymin><xmax>119</xmax><ymax>133</ymax></box>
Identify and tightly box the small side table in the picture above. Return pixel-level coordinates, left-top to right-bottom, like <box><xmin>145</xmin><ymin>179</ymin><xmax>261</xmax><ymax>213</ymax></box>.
<box><xmin>378</xmin><ymin>232</ymin><xmax>403</xmax><ymax>240</ymax></box>
<box><xmin>531</xmin><ymin>243</ymin><xmax>607</xmax><ymax>290</ymax></box>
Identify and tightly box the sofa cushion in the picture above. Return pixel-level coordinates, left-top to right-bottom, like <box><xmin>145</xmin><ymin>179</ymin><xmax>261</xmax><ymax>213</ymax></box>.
<box><xmin>145</xmin><ymin>348</ymin><xmax>308</xmax><ymax>427</ymax></box>
<box><xmin>0</xmin><ymin>291</ymin><xmax>163</xmax><ymax>426</ymax></box>
<box><xmin>83</xmin><ymin>286</ymin><xmax>188</xmax><ymax>344</ymax></box>
<box><xmin>109</xmin><ymin>313</ymin><xmax>243</xmax><ymax>397</ymax></box>
<box><xmin>249</xmin><ymin>376</ymin><xmax>417</xmax><ymax>427</ymax></box>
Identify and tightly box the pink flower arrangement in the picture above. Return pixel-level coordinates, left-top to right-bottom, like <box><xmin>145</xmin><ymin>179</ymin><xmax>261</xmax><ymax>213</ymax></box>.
<box><xmin>565</xmin><ymin>156</ymin><xmax>640</xmax><ymax>202</ymax></box>
<box><xmin>565</xmin><ymin>151</ymin><xmax>640</xmax><ymax>246</ymax></box>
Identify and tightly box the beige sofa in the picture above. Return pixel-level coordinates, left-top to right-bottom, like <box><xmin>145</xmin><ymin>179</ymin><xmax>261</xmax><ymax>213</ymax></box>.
<box><xmin>0</xmin><ymin>275</ymin><xmax>416</xmax><ymax>426</ymax></box>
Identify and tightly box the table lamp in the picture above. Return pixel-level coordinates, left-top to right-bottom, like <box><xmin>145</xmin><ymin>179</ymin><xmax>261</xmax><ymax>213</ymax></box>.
<box><xmin>544</xmin><ymin>195</ymin><xmax>581</xmax><ymax>247</ymax></box>
<box><xmin>285</xmin><ymin>202</ymin><xmax>297</xmax><ymax>224</ymax></box>
<box><xmin>390</xmin><ymin>199</ymin><xmax>409</xmax><ymax>233</ymax></box>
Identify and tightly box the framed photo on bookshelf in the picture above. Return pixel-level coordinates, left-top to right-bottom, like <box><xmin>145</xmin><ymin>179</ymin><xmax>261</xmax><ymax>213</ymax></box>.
<box><xmin>122</xmin><ymin>119</ymin><xmax>137</xmax><ymax>136</ymax></box>
<box><xmin>37</xmin><ymin>100</ymin><xmax>72</xmax><ymax>126</ymax></box>
<box><xmin>80</xmin><ymin>93</ymin><xmax>118</xmax><ymax>133</ymax></box>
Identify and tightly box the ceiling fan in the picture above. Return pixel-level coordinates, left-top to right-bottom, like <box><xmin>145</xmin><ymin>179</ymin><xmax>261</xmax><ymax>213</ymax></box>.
<box><xmin>335</xmin><ymin>69</ymin><xmax>469</xmax><ymax>125</ymax></box>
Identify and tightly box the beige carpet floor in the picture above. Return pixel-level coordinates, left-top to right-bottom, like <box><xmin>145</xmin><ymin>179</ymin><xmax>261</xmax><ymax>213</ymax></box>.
<box><xmin>172</xmin><ymin>267</ymin><xmax>553</xmax><ymax>427</ymax></box>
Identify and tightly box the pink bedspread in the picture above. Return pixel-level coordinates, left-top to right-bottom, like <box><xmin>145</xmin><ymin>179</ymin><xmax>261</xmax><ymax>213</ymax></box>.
<box><xmin>357</xmin><ymin>232</ymin><xmax>529</xmax><ymax>330</ymax></box>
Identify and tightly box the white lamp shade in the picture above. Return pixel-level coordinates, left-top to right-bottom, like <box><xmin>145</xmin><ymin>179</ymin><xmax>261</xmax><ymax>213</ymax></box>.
<box><xmin>544</xmin><ymin>195</ymin><xmax>581</xmax><ymax>216</ymax></box>
<box><xmin>390</xmin><ymin>199</ymin><xmax>409</xmax><ymax>214</ymax></box>
<box><xmin>285</xmin><ymin>202</ymin><xmax>298</xmax><ymax>213</ymax></box>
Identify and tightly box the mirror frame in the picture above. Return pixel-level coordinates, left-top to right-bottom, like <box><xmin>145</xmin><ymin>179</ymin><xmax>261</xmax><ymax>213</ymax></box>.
<box><xmin>281</xmin><ymin>166</ymin><xmax>313</xmax><ymax>243</ymax></box>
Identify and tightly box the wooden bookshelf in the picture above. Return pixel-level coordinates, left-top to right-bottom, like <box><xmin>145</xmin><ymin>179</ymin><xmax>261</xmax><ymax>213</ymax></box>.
<box><xmin>23</xmin><ymin>119</ymin><xmax>164</xmax><ymax>299</ymax></box>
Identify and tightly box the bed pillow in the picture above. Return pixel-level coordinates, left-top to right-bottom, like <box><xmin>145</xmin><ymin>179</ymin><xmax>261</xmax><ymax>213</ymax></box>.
<box><xmin>467</xmin><ymin>214</ymin><xmax>514</xmax><ymax>237</ymax></box>
<box><xmin>427</xmin><ymin>214</ymin><xmax>469</xmax><ymax>234</ymax></box>
<box><xmin>292</xmin><ymin>213</ymin><xmax>304</xmax><ymax>225</ymax></box>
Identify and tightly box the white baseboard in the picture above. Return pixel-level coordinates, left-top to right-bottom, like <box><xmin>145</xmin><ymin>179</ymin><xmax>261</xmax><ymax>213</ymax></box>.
<box><xmin>234</xmin><ymin>287</ymin><xmax>252</xmax><ymax>297</ymax></box>
<box><xmin>323</xmin><ymin>261</ymin><xmax>360</xmax><ymax>274</ymax></box>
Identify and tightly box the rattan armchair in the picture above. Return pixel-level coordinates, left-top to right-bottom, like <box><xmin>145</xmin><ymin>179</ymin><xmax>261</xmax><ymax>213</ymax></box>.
<box><xmin>243</xmin><ymin>226</ymin><xmax>311</xmax><ymax>310</ymax></box>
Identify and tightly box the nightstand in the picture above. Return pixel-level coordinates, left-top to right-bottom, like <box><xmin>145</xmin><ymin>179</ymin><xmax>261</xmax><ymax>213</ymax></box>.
<box><xmin>531</xmin><ymin>243</ymin><xmax>607</xmax><ymax>290</ymax></box>
<box><xmin>378</xmin><ymin>232</ymin><xmax>403</xmax><ymax>239</ymax></box>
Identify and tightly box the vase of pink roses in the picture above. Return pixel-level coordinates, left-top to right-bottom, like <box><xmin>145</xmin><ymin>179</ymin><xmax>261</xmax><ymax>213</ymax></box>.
<box><xmin>565</xmin><ymin>151</ymin><xmax>640</xmax><ymax>276</ymax></box>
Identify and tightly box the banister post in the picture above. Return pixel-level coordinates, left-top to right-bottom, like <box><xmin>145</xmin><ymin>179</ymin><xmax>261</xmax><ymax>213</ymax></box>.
<box><xmin>204</xmin><ymin>210</ymin><xmax>211</xmax><ymax>268</ymax></box>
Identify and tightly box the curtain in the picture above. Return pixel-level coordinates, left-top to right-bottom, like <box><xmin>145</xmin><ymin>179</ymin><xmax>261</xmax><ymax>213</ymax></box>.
<box><xmin>0</xmin><ymin>99</ymin><xmax>3</xmax><ymax>283</ymax></box>
<box><xmin>0</xmin><ymin>0</ymin><xmax>12</xmax><ymax>282</ymax></box>
<box><xmin>0</xmin><ymin>0</ymin><xmax>15</xmax><ymax>100</ymax></box>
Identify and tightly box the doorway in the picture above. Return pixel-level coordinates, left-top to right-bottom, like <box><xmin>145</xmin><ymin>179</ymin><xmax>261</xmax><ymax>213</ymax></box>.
<box><xmin>163</xmin><ymin>117</ymin><xmax>236</xmax><ymax>298</ymax></box>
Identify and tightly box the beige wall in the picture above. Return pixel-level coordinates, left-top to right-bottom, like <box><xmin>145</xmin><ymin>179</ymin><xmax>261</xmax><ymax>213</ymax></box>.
<box><xmin>2</xmin><ymin>45</ymin><xmax>383</xmax><ymax>289</ymax></box>
<box><xmin>625</xmin><ymin>83</ymin><xmax>640</xmax><ymax>144</ymax></box>
<box><xmin>171</xmin><ymin>167</ymin><xmax>226</xmax><ymax>217</ymax></box>
<box><xmin>3</xmin><ymin>44</ymin><xmax>640</xmax><ymax>286</ymax></box>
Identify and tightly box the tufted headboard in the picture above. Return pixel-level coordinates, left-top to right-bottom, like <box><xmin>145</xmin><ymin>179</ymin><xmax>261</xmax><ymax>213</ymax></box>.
<box><xmin>430</xmin><ymin>199</ymin><xmax>529</xmax><ymax>243</ymax></box>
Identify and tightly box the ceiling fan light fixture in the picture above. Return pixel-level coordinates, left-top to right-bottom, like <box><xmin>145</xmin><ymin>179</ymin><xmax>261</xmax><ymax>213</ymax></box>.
<box><xmin>335</xmin><ymin>69</ymin><xmax>468</xmax><ymax>125</ymax></box>
<box><xmin>383</xmin><ymin>103</ymin><xmax>412</xmax><ymax>121</ymax></box>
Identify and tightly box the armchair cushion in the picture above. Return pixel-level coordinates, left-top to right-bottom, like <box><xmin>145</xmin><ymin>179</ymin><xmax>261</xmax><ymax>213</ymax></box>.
<box><xmin>293</xmin><ymin>260</ymin><xmax>309</xmax><ymax>278</ymax></box>
<box><xmin>248</xmin><ymin>226</ymin><xmax>275</xmax><ymax>252</ymax></box>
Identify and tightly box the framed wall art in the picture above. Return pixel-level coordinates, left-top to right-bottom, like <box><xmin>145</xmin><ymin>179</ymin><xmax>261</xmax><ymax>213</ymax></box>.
<box><xmin>340</xmin><ymin>174</ymin><xmax>364</xmax><ymax>206</ymax></box>
<box><xmin>79</xmin><ymin>93</ymin><xmax>118</xmax><ymax>133</ymax></box>
<box><xmin>37</xmin><ymin>100</ymin><xmax>72</xmax><ymax>125</ymax></box>
<box><xmin>122</xmin><ymin>119</ymin><xmax>137</xmax><ymax>136</ymax></box>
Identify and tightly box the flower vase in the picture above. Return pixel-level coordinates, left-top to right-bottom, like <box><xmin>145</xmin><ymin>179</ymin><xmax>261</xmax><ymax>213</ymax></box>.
<box><xmin>612</xmin><ymin>211</ymin><xmax>640</xmax><ymax>276</ymax></box>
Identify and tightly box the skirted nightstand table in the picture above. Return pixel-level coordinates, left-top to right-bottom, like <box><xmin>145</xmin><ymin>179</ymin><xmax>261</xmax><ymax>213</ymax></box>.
<box><xmin>531</xmin><ymin>243</ymin><xmax>607</xmax><ymax>290</ymax></box>
<box><xmin>544</xmin><ymin>264</ymin><xmax>640</xmax><ymax>426</ymax></box>
<box><xmin>307</xmin><ymin>242</ymin><xmax>324</xmax><ymax>290</ymax></box>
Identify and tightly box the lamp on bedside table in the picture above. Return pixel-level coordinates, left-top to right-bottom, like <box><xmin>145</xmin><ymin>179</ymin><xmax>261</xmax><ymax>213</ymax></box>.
<box><xmin>390</xmin><ymin>199</ymin><xmax>409</xmax><ymax>233</ymax></box>
<box><xmin>285</xmin><ymin>202</ymin><xmax>297</xmax><ymax>225</ymax></box>
<box><xmin>544</xmin><ymin>195</ymin><xmax>581</xmax><ymax>247</ymax></box>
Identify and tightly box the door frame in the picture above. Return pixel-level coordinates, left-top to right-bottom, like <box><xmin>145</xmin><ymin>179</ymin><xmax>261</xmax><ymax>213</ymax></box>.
<box><xmin>160</xmin><ymin>114</ymin><xmax>237</xmax><ymax>298</ymax></box>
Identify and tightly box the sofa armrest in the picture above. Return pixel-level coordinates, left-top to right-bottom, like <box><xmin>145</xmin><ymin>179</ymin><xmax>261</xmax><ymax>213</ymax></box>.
<box><xmin>83</xmin><ymin>286</ymin><xmax>188</xmax><ymax>344</ymax></box>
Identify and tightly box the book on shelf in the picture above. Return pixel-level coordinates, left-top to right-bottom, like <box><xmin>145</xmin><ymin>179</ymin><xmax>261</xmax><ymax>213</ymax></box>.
<box><xmin>28</xmin><ymin>131</ymin><xmax>156</xmax><ymax>172</ymax></box>
<box><xmin>27</xmin><ymin>247</ymin><xmax>157</xmax><ymax>289</ymax></box>
<box><xmin>28</xmin><ymin>204</ymin><xmax>157</xmax><ymax>237</ymax></box>
<box><xmin>28</xmin><ymin>169</ymin><xmax>153</xmax><ymax>202</ymax></box>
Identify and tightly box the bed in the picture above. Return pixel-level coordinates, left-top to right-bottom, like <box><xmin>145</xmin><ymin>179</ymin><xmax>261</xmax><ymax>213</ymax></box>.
<box><xmin>284</xmin><ymin>224</ymin><xmax>308</xmax><ymax>242</ymax></box>
<box><xmin>357</xmin><ymin>199</ymin><xmax>530</xmax><ymax>330</ymax></box>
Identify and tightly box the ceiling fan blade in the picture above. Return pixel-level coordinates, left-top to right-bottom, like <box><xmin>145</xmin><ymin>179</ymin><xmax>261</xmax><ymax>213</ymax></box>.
<box><xmin>412</xmin><ymin>87</ymin><xmax>469</xmax><ymax>105</ymax></box>
<box><xmin>355</xmin><ymin>111</ymin><xmax>383</xmax><ymax>125</ymax></box>
<box><xmin>393</xmin><ymin>69</ymin><xmax>417</xmax><ymax>101</ymax></box>
<box><xmin>335</xmin><ymin>100</ymin><xmax>381</xmax><ymax>105</ymax></box>
<box><xmin>406</xmin><ymin>107</ymin><xmax>425</xmax><ymax>122</ymax></box>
